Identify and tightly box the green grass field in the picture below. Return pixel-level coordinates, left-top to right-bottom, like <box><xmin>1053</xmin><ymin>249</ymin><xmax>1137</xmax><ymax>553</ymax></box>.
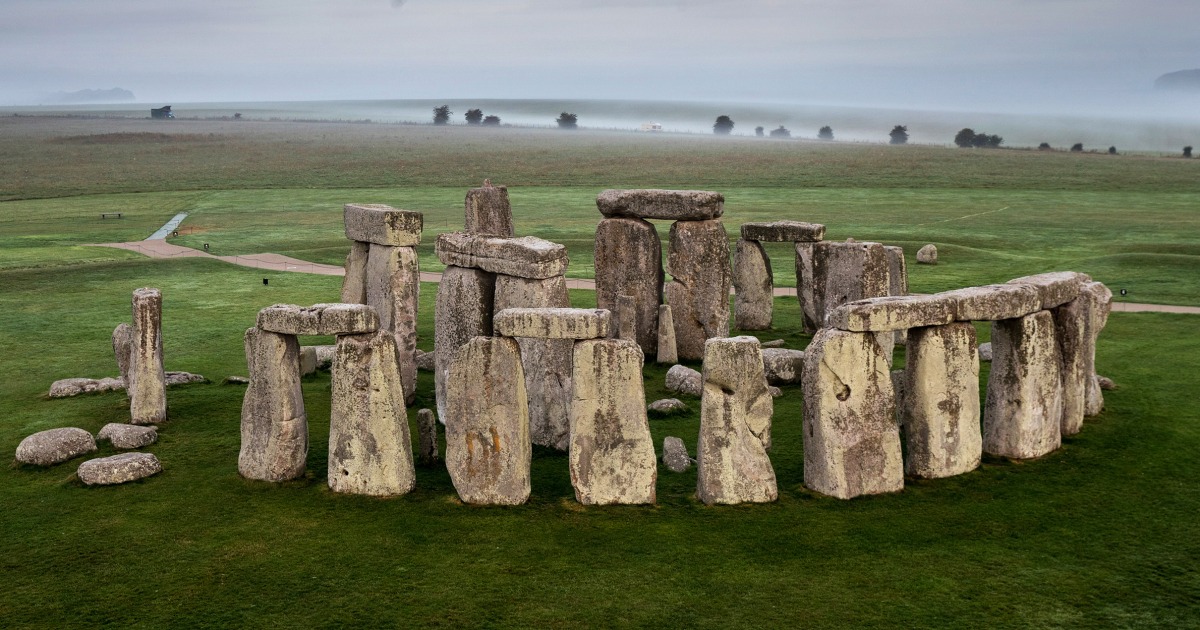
<box><xmin>1</xmin><ymin>117</ymin><xmax>1198</xmax><ymax>628</ymax></box>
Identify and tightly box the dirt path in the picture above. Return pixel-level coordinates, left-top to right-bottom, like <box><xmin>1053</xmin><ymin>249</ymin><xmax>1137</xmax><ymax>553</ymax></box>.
<box><xmin>90</xmin><ymin>240</ymin><xmax>1200</xmax><ymax>315</ymax></box>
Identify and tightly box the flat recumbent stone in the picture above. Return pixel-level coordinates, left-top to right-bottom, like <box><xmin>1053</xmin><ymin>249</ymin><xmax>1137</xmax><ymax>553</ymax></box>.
<box><xmin>596</xmin><ymin>189</ymin><xmax>724</xmax><ymax>221</ymax></box>
<box><xmin>77</xmin><ymin>453</ymin><xmax>162</xmax><ymax>486</ymax></box>
<box><xmin>256</xmin><ymin>303</ymin><xmax>379</xmax><ymax>336</ymax></box>
<box><xmin>343</xmin><ymin>203</ymin><xmax>423</xmax><ymax>247</ymax></box>
<box><xmin>16</xmin><ymin>427</ymin><xmax>97</xmax><ymax>466</ymax></box>
<box><xmin>435</xmin><ymin>232</ymin><xmax>569</xmax><ymax>279</ymax></box>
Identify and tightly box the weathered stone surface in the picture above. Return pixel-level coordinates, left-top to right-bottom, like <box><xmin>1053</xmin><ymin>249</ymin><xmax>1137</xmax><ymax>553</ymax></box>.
<box><xmin>665</xmin><ymin>364</ymin><xmax>702</xmax><ymax>396</ymax></box>
<box><xmin>340</xmin><ymin>240</ymin><xmax>370</xmax><ymax>304</ymax></box>
<box><xmin>77</xmin><ymin>453</ymin><xmax>161</xmax><ymax>486</ymax></box>
<box><xmin>827</xmin><ymin>294</ymin><xmax>956</xmax><ymax>332</ymax></box>
<box><xmin>1008</xmin><ymin>271</ymin><xmax>1090</xmax><ymax>310</ymax></box>
<box><xmin>1052</xmin><ymin>295</ymin><xmax>1091</xmax><ymax>436</ymax></box>
<box><xmin>761</xmin><ymin>338</ymin><xmax>787</xmax><ymax>348</ymax></box>
<box><xmin>417</xmin><ymin>408</ymin><xmax>439</xmax><ymax>466</ymax></box>
<box><xmin>16</xmin><ymin>428</ymin><xmax>96</xmax><ymax>466</ymax></box>
<box><xmin>1097</xmin><ymin>375</ymin><xmax>1116</xmax><ymax>390</ymax></box>
<box><xmin>596</xmin><ymin>189</ymin><xmax>724</xmax><ymax>221</ymax></box>
<box><xmin>129</xmin><ymin>288</ymin><xmax>167</xmax><ymax>425</ymax></box>
<box><xmin>739</xmin><ymin>220</ymin><xmax>825</xmax><ymax>243</ymax></box>
<box><xmin>365</xmin><ymin>244</ymin><xmax>420</xmax><ymax>403</ymax></box>
<box><xmin>662</xmin><ymin>436</ymin><xmax>692</xmax><ymax>472</ymax></box>
<box><xmin>223</xmin><ymin>376</ymin><xmax>250</xmax><ymax>385</ymax></box>
<box><xmin>761</xmin><ymin>348</ymin><xmax>805</xmax><ymax>385</ymax></box>
<box><xmin>811</xmin><ymin>241</ymin><xmax>890</xmax><ymax>329</ymax></box>
<box><xmin>696</xmin><ymin>336</ymin><xmax>777</xmax><ymax>504</ymax></box>
<box><xmin>665</xmin><ymin>219</ymin><xmax>731</xmax><ymax>360</ymax></box>
<box><xmin>435</xmin><ymin>232</ymin><xmax>568</xmax><ymax>279</ymax></box>
<box><xmin>328</xmin><ymin>331</ymin><xmax>414</xmax><ymax>496</ymax></box>
<box><xmin>313</xmin><ymin>345</ymin><xmax>335</xmax><ymax>370</ymax></box>
<box><xmin>1083</xmin><ymin>282</ymin><xmax>1114</xmax><ymax>416</ymax></box>
<box><xmin>795</xmin><ymin>241</ymin><xmax>819</xmax><ymax>332</ymax></box>
<box><xmin>570</xmin><ymin>339</ymin><xmax>657</xmax><ymax>505</ymax></box>
<box><xmin>434</xmin><ymin>266</ymin><xmax>495</xmax><ymax>423</ymax></box>
<box><xmin>444</xmin><ymin>337</ymin><xmax>531</xmax><ymax>505</ymax></box>
<box><xmin>97</xmin><ymin>423</ymin><xmax>158</xmax><ymax>449</ymax></box>
<box><xmin>656</xmin><ymin>304</ymin><xmax>678</xmax><ymax>364</ymax></box>
<box><xmin>900</xmin><ymin>323</ymin><xmax>982</xmax><ymax>479</ymax></box>
<box><xmin>885</xmin><ymin>246</ymin><xmax>908</xmax><ymax>297</ymax></box>
<box><xmin>493</xmin><ymin>308</ymin><xmax>610</xmax><ymax>340</ymax></box>
<box><xmin>613</xmin><ymin>294</ymin><xmax>636</xmax><ymax>341</ymax></box>
<box><xmin>767</xmin><ymin>385</ymin><xmax>783</xmax><ymax>398</ymax></box>
<box><xmin>734</xmin><ymin>239</ymin><xmax>773</xmax><ymax>330</ymax></box>
<box><xmin>594</xmin><ymin>217</ymin><xmax>662</xmax><ymax>353</ymax></box>
<box><xmin>464</xmin><ymin>181</ymin><xmax>514</xmax><ymax>237</ymax></box>
<box><xmin>495</xmin><ymin>275</ymin><xmax>573</xmax><ymax>451</ymax></box>
<box><xmin>49</xmin><ymin>377</ymin><xmax>125</xmax><ymax>398</ymax></box>
<box><xmin>343</xmin><ymin>203</ymin><xmax>423</xmax><ymax>247</ymax></box>
<box><xmin>299</xmin><ymin>345</ymin><xmax>319</xmax><ymax>376</ymax></box>
<box><xmin>938</xmin><ymin>284</ymin><xmax>1042</xmax><ymax>322</ymax></box>
<box><xmin>978</xmin><ymin>342</ymin><xmax>993</xmax><ymax>361</ymax></box>
<box><xmin>984</xmin><ymin>311</ymin><xmax>1064</xmax><ymax>459</ymax></box>
<box><xmin>112</xmin><ymin>323</ymin><xmax>133</xmax><ymax>384</ymax></box>
<box><xmin>415</xmin><ymin>349</ymin><xmax>435</xmax><ymax>372</ymax></box>
<box><xmin>239</xmin><ymin>327</ymin><xmax>308</xmax><ymax>482</ymax></box>
<box><xmin>165</xmin><ymin>371</ymin><xmax>205</xmax><ymax>386</ymax></box>
<box><xmin>256</xmin><ymin>303</ymin><xmax>379</xmax><ymax>336</ymax></box>
<box><xmin>802</xmin><ymin>329</ymin><xmax>903</xmax><ymax>499</ymax></box>
<box><xmin>647</xmin><ymin>398</ymin><xmax>688</xmax><ymax>416</ymax></box>
<box><xmin>916</xmin><ymin>244</ymin><xmax>938</xmax><ymax>264</ymax></box>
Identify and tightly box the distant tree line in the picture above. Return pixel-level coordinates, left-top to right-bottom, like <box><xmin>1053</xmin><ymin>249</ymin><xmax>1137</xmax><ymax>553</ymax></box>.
<box><xmin>954</xmin><ymin>128</ymin><xmax>1003</xmax><ymax>148</ymax></box>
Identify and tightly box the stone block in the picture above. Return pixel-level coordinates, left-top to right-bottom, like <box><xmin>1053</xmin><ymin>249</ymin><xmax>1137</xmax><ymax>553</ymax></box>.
<box><xmin>983</xmin><ymin>311</ymin><xmax>1064</xmax><ymax>459</ymax></box>
<box><xmin>340</xmin><ymin>240</ymin><xmax>370</xmax><ymax>304</ymax></box>
<box><xmin>112</xmin><ymin>323</ymin><xmax>133</xmax><ymax>385</ymax></box>
<box><xmin>795</xmin><ymin>242</ymin><xmax>819</xmax><ymax>332</ymax></box>
<box><xmin>594</xmin><ymin>217</ymin><xmax>663</xmax><ymax>353</ymax></box>
<box><xmin>734</xmin><ymin>238</ymin><xmax>773</xmax><ymax>330</ymax></box>
<box><xmin>916</xmin><ymin>244</ymin><xmax>937</xmax><ymax>264</ymax></box>
<box><xmin>811</xmin><ymin>241</ymin><xmax>890</xmax><ymax>328</ymax></box>
<box><xmin>15</xmin><ymin>428</ymin><xmax>97</xmax><ymax>466</ymax></box>
<box><xmin>493</xmin><ymin>308</ymin><xmax>610</xmax><ymax>340</ymax></box>
<box><xmin>1052</xmin><ymin>295</ymin><xmax>1090</xmax><ymax>436</ymax></box>
<box><xmin>77</xmin><ymin>453</ymin><xmax>162</xmax><ymax>486</ymax></box>
<box><xmin>665</xmin><ymin>219</ymin><xmax>731</xmax><ymax>360</ymax></box>
<box><xmin>761</xmin><ymin>348</ymin><xmax>805</xmax><ymax>385</ymax></box>
<box><xmin>656</xmin><ymin>304</ymin><xmax>678</xmax><ymax>364</ymax></box>
<box><xmin>435</xmin><ymin>232</ymin><xmax>568</xmax><ymax>279</ymax></box>
<box><xmin>256</xmin><ymin>303</ymin><xmax>380</xmax><ymax>336</ymax></box>
<box><xmin>366</xmin><ymin>244</ymin><xmax>420</xmax><ymax>403</ymax></box>
<box><xmin>938</xmin><ymin>284</ymin><xmax>1042</xmax><ymax>321</ymax></box>
<box><xmin>662</xmin><ymin>437</ymin><xmax>692</xmax><ymax>473</ymax></box>
<box><xmin>434</xmin><ymin>266</ymin><xmax>495</xmax><ymax>423</ymax></box>
<box><xmin>900</xmin><ymin>322</ymin><xmax>982</xmax><ymax>479</ymax></box>
<box><xmin>343</xmin><ymin>203</ymin><xmax>423</xmax><ymax>247</ymax></box>
<box><xmin>665</xmin><ymin>364</ymin><xmax>702</xmax><ymax>397</ymax></box>
<box><xmin>464</xmin><ymin>181</ymin><xmax>514</xmax><ymax>237</ymax></box>
<box><xmin>596</xmin><ymin>189</ymin><xmax>724</xmax><ymax>221</ymax></box>
<box><xmin>826</xmin><ymin>294</ymin><xmax>956</xmax><ymax>332</ymax></box>
<box><xmin>49</xmin><ymin>377</ymin><xmax>125</xmax><ymax>398</ymax></box>
<box><xmin>417</xmin><ymin>408</ymin><xmax>439</xmax><ymax>466</ymax></box>
<box><xmin>1007</xmin><ymin>271</ymin><xmax>1090</xmax><ymax>310</ymax></box>
<box><xmin>739</xmin><ymin>220</ymin><xmax>825</xmax><ymax>242</ymax></box>
<box><xmin>97</xmin><ymin>423</ymin><xmax>158</xmax><ymax>449</ymax></box>
<box><xmin>239</xmin><ymin>327</ymin><xmax>308</xmax><ymax>482</ymax></box>
<box><xmin>129</xmin><ymin>288</ymin><xmax>167</xmax><ymax>425</ymax></box>
<box><xmin>1083</xmin><ymin>282</ymin><xmax>1113</xmax><ymax>416</ymax></box>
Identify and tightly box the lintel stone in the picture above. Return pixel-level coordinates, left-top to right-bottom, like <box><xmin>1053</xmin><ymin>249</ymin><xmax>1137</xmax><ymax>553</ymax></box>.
<box><xmin>494</xmin><ymin>307</ymin><xmax>610</xmax><ymax>340</ymax></box>
<box><xmin>827</xmin><ymin>294</ymin><xmax>955</xmax><ymax>332</ymax></box>
<box><xmin>343</xmin><ymin>203</ymin><xmax>423</xmax><ymax>247</ymax></box>
<box><xmin>435</xmin><ymin>232</ymin><xmax>568</xmax><ymax>279</ymax></box>
<box><xmin>256</xmin><ymin>303</ymin><xmax>379</xmax><ymax>336</ymax></box>
<box><xmin>596</xmin><ymin>189</ymin><xmax>724</xmax><ymax>221</ymax></box>
<box><xmin>1007</xmin><ymin>271</ymin><xmax>1091</xmax><ymax>310</ymax></box>
<box><xmin>938</xmin><ymin>284</ymin><xmax>1042</xmax><ymax>321</ymax></box>
<box><xmin>739</xmin><ymin>220</ymin><xmax>826</xmax><ymax>243</ymax></box>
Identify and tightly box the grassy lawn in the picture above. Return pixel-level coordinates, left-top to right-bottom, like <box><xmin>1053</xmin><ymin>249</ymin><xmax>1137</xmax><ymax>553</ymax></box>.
<box><xmin>2</xmin><ymin>117</ymin><xmax>1199</xmax><ymax>627</ymax></box>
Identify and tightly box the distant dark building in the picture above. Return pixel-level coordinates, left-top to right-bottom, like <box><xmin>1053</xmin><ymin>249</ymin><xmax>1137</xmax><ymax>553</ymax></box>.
<box><xmin>150</xmin><ymin>106</ymin><xmax>174</xmax><ymax>119</ymax></box>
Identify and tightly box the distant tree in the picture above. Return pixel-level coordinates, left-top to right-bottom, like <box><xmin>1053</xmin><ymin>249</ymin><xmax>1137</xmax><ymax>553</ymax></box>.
<box><xmin>818</xmin><ymin>125</ymin><xmax>834</xmax><ymax>141</ymax></box>
<box><xmin>482</xmin><ymin>115</ymin><xmax>501</xmax><ymax>126</ymax></box>
<box><xmin>1039</xmin><ymin>142</ymin><xmax>1052</xmax><ymax>150</ymax></box>
<box><xmin>755</xmin><ymin>126</ymin><xmax>764</xmax><ymax>137</ymax></box>
<box><xmin>954</xmin><ymin>128</ymin><xmax>976</xmax><ymax>148</ymax></box>
<box><xmin>556</xmin><ymin>112</ymin><xmax>578</xmax><ymax>129</ymax></box>
<box><xmin>1070</xmin><ymin>143</ymin><xmax>1084</xmax><ymax>152</ymax></box>
<box><xmin>713</xmin><ymin>115</ymin><xmax>735</xmax><ymax>135</ymax></box>
<box><xmin>1108</xmin><ymin>146</ymin><xmax>1118</xmax><ymax>155</ymax></box>
<box><xmin>769</xmin><ymin>125</ymin><xmax>791</xmax><ymax>139</ymax></box>
<box><xmin>1185</xmin><ymin>146</ymin><xmax>1193</xmax><ymax>158</ymax></box>
<box><xmin>433</xmin><ymin>105</ymin><xmax>451</xmax><ymax>125</ymax></box>
<box><xmin>889</xmin><ymin>125</ymin><xmax>909</xmax><ymax>145</ymax></box>
<box><xmin>465</xmin><ymin>108</ymin><xmax>483</xmax><ymax>125</ymax></box>
<box><xmin>984</xmin><ymin>134</ymin><xmax>1003</xmax><ymax>148</ymax></box>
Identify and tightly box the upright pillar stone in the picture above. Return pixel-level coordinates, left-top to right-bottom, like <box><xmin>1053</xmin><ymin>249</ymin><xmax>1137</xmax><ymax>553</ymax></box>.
<box><xmin>569</xmin><ymin>339</ymin><xmax>657</xmax><ymax>505</ymax></box>
<box><xmin>112</xmin><ymin>322</ymin><xmax>133</xmax><ymax>386</ymax></box>
<box><xmin>239</xmin><ymin>327</ymin><xmax>307</xmax><ymax>481</ymax></box>
<box><xmin>885</xmin><ymin>245</ymin><xmax>909</xmax><ymax>345</ymax></box>
<box><xmin>365</xmin><ymin>244</ymin><xmax>420</xmax><ymax>404</ymax></box>
<box><xmin>615</xmin><ymin>294</ymin><xmax>637</xmax><ymax>341</ymax></box>
<box><xmin>696</xmin><ymin>337</ymin><xmax>777</xmax><ymax>505</ymax></box>
<box><xmin>1082</xmin><ymin>281</ymin><xmax>1113</xmax><ymax>416</ymax></box>
<box><xmin>417</xmin><ymin>408</ymin><xmax>439</xmax><ymax>466</ymax></box>
<box><xmin>340</xmin><ymin>240</ymin><xmax>370</xmax><ymax>304</ymax></box>
<box><xmin>464</xmin><ymin>180</ymin><xmax>515</xmax><ymax>237</ymax></box>
<box><xmin>328</xmin><ymin>330</ymin><xmax>415</xmax><ymax>496</ymax></box>
<box><xmin>984</xmin><ymin>311</ymin><xmax>1064</xmax><ymax>459</ymax></box>
<box><xmin>656</xmin><ymin>304</ymin><xmax>678</xmax><ymax>364</ymax></box>
<box><xmin>434</xmin><ymin>266</ymin><xmax>495</xmax><ymax>423</ymax></box>
<box><xmin>801</xmin><ymin>328</ymin><xmax>903</xmax><ymax>499</ymax></box>
<box><xmin>795</xmin><ymin>242</ymin><xmax>818</xmax><ymax>332</ymax></box>
<box><xmin>734</xmin><ymin>238</ymin><xmax>773</xmax><ymax>330</ymax></box>
<box><xmin>1052</xmin><ymin>295</ymin><xmax>1090</xmax><ymax>436</ymax></box>
<box><xmin>900</xmin><ymin>322</ymin><xmax>981</xmax><ymax>478</ymax></box>
<box><xmin>444</xmin><ymin>337</ymin><xmax>531</xmax><ymax>505</ymax></box>
<box><xmin>594</xmin><ymin>217</ymin><xmax>662</xmax><ymax>354</ymax></box>
<box><xmin>665</xmin><ymin>219</ymin><xmax>731</xmax><ymax>360</ymax></box>
<box><xmin>129</xmin><ymin>288</ymin><xmax>167</xmax><ymax>425</ymax></box>
<box><xmin>812</xmin><ymin>241</ymin><xmax>890</xmax><ymax>328</ymax></box>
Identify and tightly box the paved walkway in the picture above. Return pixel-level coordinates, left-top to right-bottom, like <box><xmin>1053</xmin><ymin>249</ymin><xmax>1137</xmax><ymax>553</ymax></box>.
<box><xmin>88</xmin><ymin>240</ymin><xmax>1200</xmax><ymax>315</ymax></box>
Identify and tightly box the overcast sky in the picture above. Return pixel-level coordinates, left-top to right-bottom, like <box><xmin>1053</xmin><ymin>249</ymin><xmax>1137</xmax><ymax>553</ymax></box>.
<box><xmin>3</xmin><ymin>0</ymin><xmax>1198</xmax><ymax>113</ymax></box>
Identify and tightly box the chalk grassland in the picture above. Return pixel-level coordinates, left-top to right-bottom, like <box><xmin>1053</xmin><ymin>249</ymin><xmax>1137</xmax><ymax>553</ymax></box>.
<box><xmin>1</xmin><ymin>117</ymin><xmax>1198</xmax><ymax>627</ymax></box>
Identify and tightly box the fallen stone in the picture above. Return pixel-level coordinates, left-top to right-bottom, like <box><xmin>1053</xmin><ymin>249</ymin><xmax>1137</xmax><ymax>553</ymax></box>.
<box><xmin>662</xmin><ymin>436</ymin><xmax>692</xmax><ymax>473</ymax></box>
<box><xmin>570</xmin><ymin>339</ymin><xmax>657</xmax><ymax>505</ymax></box>
<box><xmin>938</xmin><ymin>284</ymin><xmax>1042</xmax><ymax>322</ymax></box>
<box><xmin>415</xmin><ymin>349</ymin><xmax>436</xmax><ymax>372</ymax></box>
<box><xmin>112</xmin><ymin>323</ymin><xmax>133</xmax><ymax>384</ymax></box>
<box><xmin>434</xmin><ymin>266</ymin><xmax>495</xmax><ymax>423</ymax></box>
<box><xmin>916</xmin><ymin>244</ymin><xmax>937</xmax><ymax>264</ymax></box>
<box><xmin>340</xmin><ymin>240</ymin><xmax>370</xmax><ymax>304</ymax></box>
<box><xmin>900</xmin><ymin>323</ymin><xmax>982</xmax><ymax>479</ymax></box>
<box><xmin>444</xmin><ymin>336</ymin><xmax>531</xmax><ymax>505</ymax></box>
<box><xmin>656</xmin><ymin>304</ymin><xmax>678</xmax><ymax>364</ymax></box>
<box><xmin>1097</xmin><ymin>375</ymin><xmax>1115</xmax><ymax>391</ymax></box>
<box><xmin>493</xmin><ymin>308</ymin><xmax>610</xmax><ymax>339</ymax></box>
<box><xmin>256</xmin><ymin>303</ymin><xmax>379</xmax><ymax>336</ymax></box>
<box><xmin>826</xmin><ymin>294</ymin><xmax>955</xmax><ymax>332</ymax></box>
<box><xmin>665</xmin><ymin>219</ymin><xmax>731</xmax><ymax>360</ymax></box>
<box><xmin>761</xmin><ymin>339</ymin><xmax>787</xmax><ymax>348</ymax></box>
<box><xmin>594</xmin><ymin>217</ymin><xmax>663</xmax><ymax>354</ymax></box>
<box><xmin>435</xmin><ymin>232</ymin><xmax>569</xmax><ymax>279</ymax></box>
<box><xmin>16</xmin><ymin>428</ymin><xmax>97</xmax><ymax>466</ymax></box>
<box><xmin>767</xmin><ymin>385</ymin><xmax>783</xmax><ymax>398</ymax></box>
<box><xmin>647</xmin><ymin>398</ymin><xmax>689</xmax><ymax>417</ymax></box>
<box><xmin>343</xmin><ymin>203</ymin><xmax>423</xmax><ymax>247</ymax></box>
<box><xmin>812</xmin><ymin>241</ymin><xmax>890</xmax><ymax>329</ymax></box>
<box><xmin>665</xmin><ymin>364</ymin><xmax>702</xmax><ymax>396</ymax></box>
<box><xmin>97</xmin><ymin>423</ymin><xmax>158</xmax><ymax>449</ymax></box>
<box><xmin>464</xmin><ymin>181</ymin><xmax>515</xmax><ymax>237</ymax></box>
<box><xmin>417</xmin><ymin>408</ymin><xmax>439</xmax><ymax>466</ymax></box>
<box><xmin>978</xmin><ymin>342</ymin><xmax>993</xmax><ymax>361</ymax></box>
<box><xmin>802</xmin><ymin>328</ymin><xmax>903</xmax><ymax>499</ymax></box>
<box><xmin>983</xmin><ymin>311</ymin><xmax>1063</xmax><ymax>459</ymax></box>
<box><xmin>696</xmin><ymin>336</ymin><xmax>777</xmax><ymax>504</ymax></box>
<box><xmin>77</xmin><ymin>453</ymin><xmax>162</xmax><ymax>486</ymax></box>
<box><xmin>129</xmin><ymin>287</ymin><xmax>167</xmax><ymax>425</ymax></box>
<box><xmin>1007</xmin><ymin>271</ymin><xmax>1090</xmax><ymax>310</ymax></box>
<box><xmin>365</xmin><ymin>244</ymin><xmax>420</xmax><ymax>403</ymax></box>
<box><xmin>49</xmin><ymin>377</ymin><xmax>125</xmax><ymax>398</ymax></box>
<box><xmin>313</xmin><ymin>345</ymin><xmax>335</xmax><ymax>370</ymax></box>
<box><xmin>223</xmin><ymin>376</ymin><xmax>250</xmax><ymax>385</ymax></box>
<box><xmin>761</xmin><ymin>348</ymin><xmax>805</xmax><ymax>385</ymax></box>
<box><xmin>165</xmin><ymin>371</ymin><xmax>205</xmax><ymax>386</ymax></box>
<box><xmin>238</xmin><ymin>327</ymin><xmax>308</xmax><ymax>482</ymax></box>
<box><xmin>596</xmin><ymin>189</ymin><xmax>724</xmax><ymax>221</ymax></box>
<box><xmin>734</xmin><ymin>238</ymin><xmax>773</xmax><ymax>331</ymax></box>
<box><xmin>299</xmin><ymin>345</ymin><xmax>319</xmax><ymax>376</ymax></box>
<box><xmin>739</xmin><ymin>220</ymin><xmax>825</xmax><ymax>243</ymax></box>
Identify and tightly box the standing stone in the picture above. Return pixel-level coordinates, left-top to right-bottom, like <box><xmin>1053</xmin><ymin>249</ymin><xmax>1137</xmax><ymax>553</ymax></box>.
<box><xmin>662</xmin><ymin>437</ymin><xmax>692</xmax><ymax>473</ymax></box>
<box><xmin>464</xmin><ymin>180</ymin><xmax>515</xmax><ymax>237</ymax></box>
<box><xmin>802</xmin><ymin>328</ymin><xmax>903</xmax><ymax>499</ymax></box>
<box><xmin>434</xmin><ymin>266</ymin><xmax>495</xmax><ymax>423</ymax></box>
<box><xmin>239</xmin><ymin>327</ymin><xmax>307</xmax><ymax>482</ymax></box>
<box><xmin>665</xmin><ymin>219</ymin><xmax>731</xmax><ymax>360</ymax></box>
<box><xmin>445</xmin><ymin>337</ymin><xmax>531</xmax><ymax>505</ymax></box>
<box><xmin>885</xmin><ymin>245</ymin><xmax>909</xmax><ymax>345</ymax></box>
<box><xmin>417</xmin><ymin>408</ymin><xmax>439</xmax><ymax>466</ymax></box>
<box><xmin>900</xmin><ymin>323</ymin><xmax>982</xmax><ymax>479</ymax></box>
<box><xmin>569</xmin><ymin>339</ymin><xmax>657</xmax><ymax>505</ymax></box>
<box><xmin>495</xmin><ymin>274</ymin><xmax>573</xmax><ymax>451</ymax></box>
<box><xmin>615</xmin><ymin>294</ymin><xmax>637</xmax><ymax>341</ymax></box>
<box><xmin>594</xmin><ymin>217</ymin><xmax>662</xmax><ymax>354</ymax></box>
<box><xmin>328</xmin><ymin>331</ymin><xmax>415</xmax><ymax>496</ymax></box>
<box><xmin>984</xmin><ymin>311</ymin><xmax>1064</xmax><ymax>459</ymax></box>
<box><xmin>656</xmin><ymin>304</ymin><xmax>678</xmax><ymax>364</ymax></box>
<box><xmin>812</xmin><ymin>241</ymin><xmax>890</xmax><ymax>329</ymax></box>
<box><xmin>366</xmin><ymin>244</ymin><xmax>420</xmax><ymax>404</ymax></box>
<box><xmin>916</xmin><ymin>244</ymin><xmax>938</xmax><ymax>264</ymax></box>
<box><xmin>340</xmin><ymin>240</ymin><xmax>370</xmax><ymax>304</ymax></box>
<box><xmin>1052</xmin><ymin>295</ymin><xmax>1090</xmax><ymax>436</ymax></box>
<box><xmin>129</xmin><ymin>288</ymin><xmax>167</xmax><ymax>425</ymax></box>
<box><xmin>1083</xmin><ymin>282</ymin><xmax>1113</xmax><ymax>416</ymax></box>
<box><xmin>112</xmin><ymin>323</ymin><xmax>133</xmax><ymax>385</ymax></box>
<box><xmin>795</xmin><ymin>242</ymin><xmax>818</xmax><ymax>332</ymax></box>
<box><xmin>734</xmin><ymin>239</ymin><xmax>773</xmax><ymax>330</ymax></box>
<box><xmin>696</xmin><ymin>336</ymin><xmax>777</xmax><ymax>504</ymax></box>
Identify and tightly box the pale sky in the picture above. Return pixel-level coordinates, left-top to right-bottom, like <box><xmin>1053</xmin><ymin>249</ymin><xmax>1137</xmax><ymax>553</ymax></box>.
<box><xmin>3</xmin><ymin>0</ymin><xmax>1198</xmax><ymax>113</ymax></box>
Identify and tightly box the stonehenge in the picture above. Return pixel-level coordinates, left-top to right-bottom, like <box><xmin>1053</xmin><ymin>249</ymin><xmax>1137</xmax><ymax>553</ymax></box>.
<box><xmin>734</xmin><ymin>221</ymin><xmax>826</xmax><ymax>331</ymax></box>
